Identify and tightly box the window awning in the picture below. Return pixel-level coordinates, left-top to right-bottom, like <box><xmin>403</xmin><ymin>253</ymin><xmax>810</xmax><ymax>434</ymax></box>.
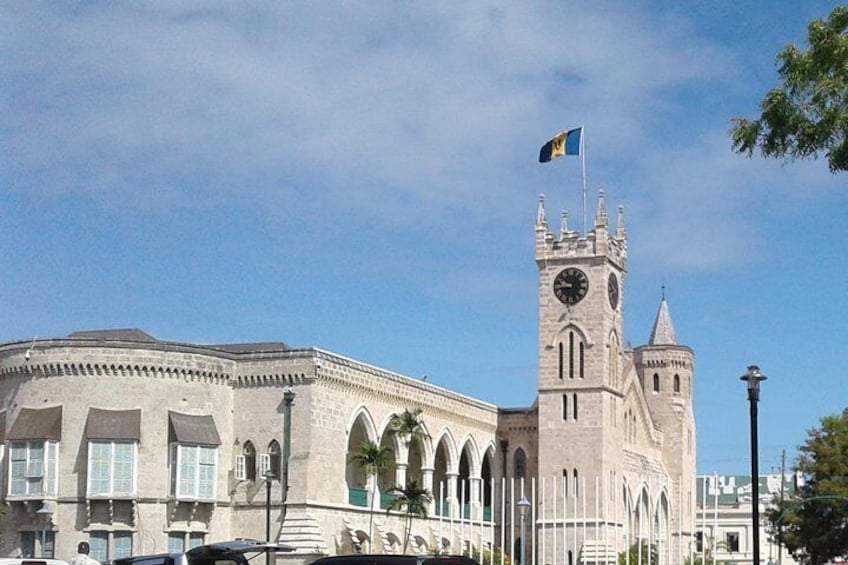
<box><xmin>7</xmin><ymin>406</ymin><xmax>62</xmax><ymax>441</ymax></box>
<box><xmin>85</xmin><ymin>408</ymin><xmax>141</xmax><ymax>441</ymax></box>
<box><xmin>168</xmin><ymin>411</ymin><xmax>221</xmax><ymax>446</ymax></box>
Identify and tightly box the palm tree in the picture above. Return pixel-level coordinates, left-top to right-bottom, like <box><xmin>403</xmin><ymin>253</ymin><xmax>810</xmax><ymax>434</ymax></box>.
<box><xmin>385</xmin><ymin>480</ymin><xmax>433</xmax><ymax>554</ymax></box>
<box><xmin>349</xmin><ymin>440</ymin><xmax>394</xmax><ymax>552</ymax></box>
<box><xmin>389</xmin><ymin>408</ymin><xmax>429</xmax><ymax>447</ymax></box>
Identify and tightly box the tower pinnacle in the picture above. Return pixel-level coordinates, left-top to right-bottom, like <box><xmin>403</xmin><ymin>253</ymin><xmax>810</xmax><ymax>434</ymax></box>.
<box><xmin>649</xmin><ymin>297</ymin><xmax>678</xmax><ymax>345</ymax></box>
<box><xmin>537</xmin><ymin>194</ymin><xmax>547</xmax><ymax>227</ymax></box>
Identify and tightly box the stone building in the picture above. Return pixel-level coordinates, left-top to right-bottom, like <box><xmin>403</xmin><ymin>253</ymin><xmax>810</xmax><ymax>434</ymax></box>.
<box><xmin>695</xmin><ymin>474</ymin><xmax>799</xmax><ymax>565</ymax></box>
<box><xmin>0</xmin><ymin>193</ymin><xmax>696</xmax><ymax>565</ymax></box>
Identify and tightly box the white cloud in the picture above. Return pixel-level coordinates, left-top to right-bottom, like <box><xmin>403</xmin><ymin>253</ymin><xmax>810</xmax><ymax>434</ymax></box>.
<box><xmin>1</xmin><ymin>1</ymin><xmax>834</xmax><ymax>275</ymax></box>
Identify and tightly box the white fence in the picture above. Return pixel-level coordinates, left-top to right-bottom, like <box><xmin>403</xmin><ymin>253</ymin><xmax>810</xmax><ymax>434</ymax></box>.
<box><xmin>427</xmin><ymin>476</ymin><xmax>695</xmax><ymax>565</ymax></box>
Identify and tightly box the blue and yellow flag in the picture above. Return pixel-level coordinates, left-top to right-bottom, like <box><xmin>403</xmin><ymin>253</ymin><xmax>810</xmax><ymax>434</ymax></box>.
<box><xmin>539</xmin><ymin>127</ymin><xmax>582</xmax><ymax>163</ymax></box>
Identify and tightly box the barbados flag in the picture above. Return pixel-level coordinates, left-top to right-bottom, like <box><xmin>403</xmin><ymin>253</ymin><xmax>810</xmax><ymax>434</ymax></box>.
<box><xmin>539</xmin><ymin>127</ymin><xmax>582</xmax><ymax>163</ymax></box>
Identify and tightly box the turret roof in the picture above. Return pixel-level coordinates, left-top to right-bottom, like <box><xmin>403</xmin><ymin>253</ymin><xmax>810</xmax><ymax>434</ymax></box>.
<box><xmin>648</xmin><ymin>298</ymin><xmax>677</xmax><ymax>345</ymax></box>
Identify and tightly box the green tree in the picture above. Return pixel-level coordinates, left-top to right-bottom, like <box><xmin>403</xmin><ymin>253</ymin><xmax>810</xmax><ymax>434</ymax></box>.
<box><xmin>618</xmin><ymin>541</ymin><xmax>658</xmax><ymax>565</ymax></box>
<box><xmin>390</xmin><ymin>408</ymin><xmax>429</xmax><ymax>447</ymax></box>
<box><xmin>349</xmin><ymin>441</ymin><xmax>395</xmax><ymax>552</ymax></box>
<box><xmin>466</xmin><ymin>545</ymin><xmax>512</xmax><ymax>565</ymax></box>
<box><xmin>731</xmin><ymin>6</ymin><xmax>848</xmax><ymax>172</ymax></box>
<box><xmin>385</xmin><ymin>480</ymin><xmax>433</xmax><ymax>554</ymax></box>
<box><xmin>766</xmin><ymin>408</ymin><xmax>848</xmax><ymax>565</ymax></box>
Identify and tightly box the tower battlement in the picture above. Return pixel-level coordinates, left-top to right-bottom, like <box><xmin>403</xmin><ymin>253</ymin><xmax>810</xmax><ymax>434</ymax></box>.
<box><xmin>534</xmin><ymin>191</ymin><xmax>627</xmax><ymax>269</ymax></box>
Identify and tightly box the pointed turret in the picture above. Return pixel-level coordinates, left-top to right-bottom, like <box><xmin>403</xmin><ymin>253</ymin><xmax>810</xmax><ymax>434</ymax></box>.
<box><xmin>560</xmin><ymin>210</ymin><xmax>569</xmax><ymax>239</ymax></box>
<box><xmin>594</xmin><ymin>189</ymin><xmax>608</xmax><ymax>229</ymax></box>
<box><xmin>536</xmin><ymin>194</ymin><xmax>547</xmax><ymax>228</ymax></box>
<box><xmin>616</xmin><ymin>205</ymin><xmax>626</xmax><ymax>239</ymax></box>
<box><xmin>649</xmin><ymin>297</ymin><xmax>678</xmax><ymax>345</ymax></box>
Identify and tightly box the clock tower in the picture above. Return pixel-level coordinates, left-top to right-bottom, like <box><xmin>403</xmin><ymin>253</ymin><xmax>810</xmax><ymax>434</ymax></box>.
<box><xmin>534</xmin><ymin>190</ymin><xmax>627</xmax><ymax>500</ymax></box>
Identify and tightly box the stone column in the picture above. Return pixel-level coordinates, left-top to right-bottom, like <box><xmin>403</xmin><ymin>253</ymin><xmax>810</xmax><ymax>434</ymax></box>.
<box><xmin>446</xmin><ymin>472</ymin><xmax>459</xmax><ymax>519</ymax></box>
<box><xmin>396</xmin><ymin>463</ymin><xmax>408</xmax><ymax>489</ymax></box>
<box><xmin>422</xmin><ymin>467</ymin><xmax>435</xmax><ymax>515</ymax></box>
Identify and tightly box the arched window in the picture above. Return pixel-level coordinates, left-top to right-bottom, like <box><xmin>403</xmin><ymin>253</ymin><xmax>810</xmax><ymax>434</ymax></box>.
<box><xmin>674</xmin><ymin>374</ymin><xmax>681</xmax><ymax>394</ymax></box>
<box><xmin>513</xmin><ymin>448</ymin><xmax>526</xmax><ymax>479</ymax></box>
<box><xmin>558</xmin><ymin>342</ymin><xmax>564</xmax><ymax>380</ymax></box>
<box><xmin>573</xmin><ymin>394</ymin><xmax>578</xmax><ymax>421</ymax></box>
<box><xmin>653</xmin><ymin>373</ymin><xmax>660</xmax><ymax>393</ymax></box>
<box><xmin>562</xmin><ymin>394</ymin><xmax>568</xmax><ymax>421</ymax></box>
<box><xmin>562</xmin><ymin>469</ymin><xmax>568</xmax><ymax>496</ymax></box>
<box><xmin>569</xmin><ymin>332</ymin><xmax>575</xmax><ymax>379</ymax></box>
<box><xmin>243</xmin><ymin>441</ymin><xmax>256</xmax><ymax>481</ymax></box>
<box><xmin>268</xmin><ymin>440</ymin><xmax>281</xmax><ymax>480</ymax></box>
<box><xmin>573</xmin><ymin>469</ymin><xmax>579</xmax><ymax>496</ymax></box>
<box><xmin>579</xmin><ymin>342</ymin><xmax>585</xmax><ymax>379</ymax></box>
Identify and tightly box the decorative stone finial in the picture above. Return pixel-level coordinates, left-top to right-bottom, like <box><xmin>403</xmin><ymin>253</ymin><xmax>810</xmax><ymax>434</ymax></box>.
<box><xmin>537</xmin><ymin>193</ymin><xmax>547</xmax><ymax>227</ymax></box>
<box><xmin>595</xmin><ymin>189</ymin><xmax>608</xmax><ymax>228</ymax></box>
<box><xmin>616</xmin><ymin>204</ymin><xmax>626</xmax><ymax>238</ymax></box>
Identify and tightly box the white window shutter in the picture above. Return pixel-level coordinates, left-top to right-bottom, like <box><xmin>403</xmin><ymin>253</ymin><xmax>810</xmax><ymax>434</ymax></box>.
<box><xmin>259</xmin><ymin>454</ymin><xmax>270</xmax><ymax>477</ymax></box>
<box><xmin>235</xmin><ymin>455</ymin><xmax>246</xmax><ymax>481</ymax></box>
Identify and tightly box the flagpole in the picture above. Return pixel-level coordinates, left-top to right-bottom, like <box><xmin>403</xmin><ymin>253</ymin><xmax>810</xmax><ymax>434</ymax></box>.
<box><xmin>581</xmin><ymin>124</ymin><xmax>587</xmax><ymax>235</ymax></box>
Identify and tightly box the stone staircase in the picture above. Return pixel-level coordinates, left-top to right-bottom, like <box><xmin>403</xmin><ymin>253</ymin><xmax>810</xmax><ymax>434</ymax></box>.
<box><xmin>580</xmin><ymin>541</ymin><xmax>618</xmax><ymax>564</ymax></box>
<box><xmin>277</xmin><ymin>506</ymin><xmax>328</xmax><ymax>555</ymax></box>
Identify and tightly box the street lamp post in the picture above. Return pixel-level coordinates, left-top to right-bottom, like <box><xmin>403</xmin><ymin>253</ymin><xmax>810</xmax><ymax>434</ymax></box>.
<box><xmin>282</xmin><ymin>387</ymin><xmax>295</xmax><ymax>521</ymax></box>
<box><xmin>741</xmin><ymin>365</ymin><xmax>767</xmax><ymax>565</ymax></box>
<box><xmin>35</xmin><ymin>504</ymin><xmax>53</xmax><ymax>558</ymax></box>
<box><xmin>518</xmin><ymin>497</ymin><xmax>531</xmax><ymax>565</ymax></box>
<box><xmin>264</xmin><ymin>469</ymin><xmax>276</xmax><ymax>565</ymax></box>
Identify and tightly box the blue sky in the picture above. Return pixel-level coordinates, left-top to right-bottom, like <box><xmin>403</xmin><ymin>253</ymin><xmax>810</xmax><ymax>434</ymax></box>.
<box><xmin>2</xmin><ymin>1</ymin><xmax>845</xmax><ymax>476</ymax></box>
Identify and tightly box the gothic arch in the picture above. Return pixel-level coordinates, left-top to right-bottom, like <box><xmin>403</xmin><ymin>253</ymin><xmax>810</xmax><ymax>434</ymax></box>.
<box><xmin>458</xmin><ymin>433</ymin><xmax>481</xmax><ymax>476</ymax></box>
<box><xmin>346</xmin><ymin>405</ymin><xmax>379</xmax><ymax>443</ymax></box>
<box><xmin>552</xmin><ymin>322</ymin><xmax>594</xmax><ymax>348</ymax></box>
<box><xmin>608</xmin><ymin>330</ymin><xmax>621</xmax><ymax>387</ymax></box>
<box><xmin>431</xmin><ymin>427</ymin><xmax>459</xmax><ymax>472</ymax></box>
<box><xmin>512</xmin><ymin>446</ymin><xmax>528</xmax><ymax>479</ymax></box>
<box><xmin>345</xmin><ymin>409</ymin><xmax>380</xmax><ymax>505</ymax></box>
<box><xmin>242</xmin><ymin>441</ymin><xmax>257</xmax><ymax>481</ymax></box>
<box><xmin>432</xmin><ymin>428</ymin><xmax>458</xmax><ymax>504</ymax></box>
<box><xmin>480</xmin><ymin>443</ymin><xmax>496</xmax><ymax>509</ymax></box>
<box><xmin>655</xmin><ymin>489</ymin><xmax>671</xmax><ymax>565</ymax></box>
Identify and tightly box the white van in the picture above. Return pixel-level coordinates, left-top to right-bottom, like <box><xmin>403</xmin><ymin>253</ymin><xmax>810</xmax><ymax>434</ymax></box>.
<box><xmin>0</xmin><ymin>559</ymin><xmax>71</xmax><ymax>565</ymax></box>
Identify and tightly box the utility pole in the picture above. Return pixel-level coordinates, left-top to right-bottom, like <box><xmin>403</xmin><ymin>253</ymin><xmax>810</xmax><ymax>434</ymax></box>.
<box><xmin>778</xmin><ymin>449</ymin><xmax>786</xmax><ymax>565</ymax></box>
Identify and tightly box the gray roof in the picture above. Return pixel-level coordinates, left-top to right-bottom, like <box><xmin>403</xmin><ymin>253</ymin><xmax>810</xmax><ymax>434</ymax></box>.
<box><xmin>68</xmin><ymin>329</ymin><xmax>158</xmax><ymax>342</ymax></box>
<box><xmin>168</xmin><ymin>411</ymin><xmax>221</xmax><ymax>446</ymax></box>
<box><xmin>65</xmin><ymin>329</ymin><xmax>290</xmax><ymax>352</ymax></box>
<box><xmin>85</xmin><ymin>408</ymin><xmax>141</xmax><ymax>441</ymax></box>
<box><xmin>7</xmin><ymin>406</ymin><xmax>63</xmax><ymax>441</ymax></box>
<box><xmin>648</xmin><ymin>299</ymin><xmax>677</xmax><ymax>345</ymax></box>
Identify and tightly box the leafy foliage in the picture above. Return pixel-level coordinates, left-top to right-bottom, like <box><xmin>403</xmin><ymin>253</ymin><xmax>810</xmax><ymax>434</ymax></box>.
<box><xmin>385</xmin><ymin>480</ymin><xmax>433</xmax><ymax>554</ymax></box>
<box><xmin>349</xmin><ymin>440</ymin><xmax>394</xmax><ymax>477</ymax></box>
<box><xmin>390</xmin><ymin>408</ymin><xmax>429</xmax><ymax>447</ymax></box>
<box><xmin>766</xmin><ymin>408</ymin><xmax>848</xmax><ymax>565</ymax></box>
<box><xmin>731</xmin><ymin>6</ymin><xmax>848</xmax><ymax>172</ymax></box>
<box><xmin>618</xmin><ymin>541</ymin><xmax>658</xmax><ymax>565</ymax></box>
<box><xmin>466</xmin><ymin>545</ymin><xmax>512</xmax><ymax>565</ymax></box>
<box><xmin>349</xmin><ymin>441</ymin><xmax>395</xmax><ymax>552</ymax></box>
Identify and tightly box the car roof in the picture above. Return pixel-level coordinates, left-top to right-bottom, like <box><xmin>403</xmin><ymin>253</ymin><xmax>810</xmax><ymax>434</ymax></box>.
<box><xmin>0</xmin><ymin>560</ymin><xmax>72</xmax><ymax>565</ymax></box>
<box><xmin>186</xmin><ymin>540</ymin><xmax>294</xmax><ymax>557</ymax></box>
<box><xmin>310</xmin><ymin>556</ymin><xmax>479</xmax><ymax>565</ymax></box>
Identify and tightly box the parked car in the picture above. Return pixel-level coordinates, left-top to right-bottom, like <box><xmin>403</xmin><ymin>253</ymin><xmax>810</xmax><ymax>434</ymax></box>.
<box><xmin>0</xmin><ymin>559</ymin><xmax>71</xmax><ymax>565</ymax></box>
<box><xmin>110</xmin><ymin>540</ymin><xmax>293</xmax><ymax>565</ymax></box>
<box><xmin>310</xmin><ymin>556</ymin><xmax>480</xmax><ymax>565</ymax></box>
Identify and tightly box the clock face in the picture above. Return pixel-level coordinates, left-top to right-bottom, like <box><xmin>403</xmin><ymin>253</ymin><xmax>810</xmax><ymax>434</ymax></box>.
<box><xmin>553</xmin><ymin>268</ymin><xmax>589</xmax><ymax>305</ymax></box>
<box><xmin>608</xmin><ymin>273</ymin><xmax>619</xmax><ymax>309</ymax></box>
